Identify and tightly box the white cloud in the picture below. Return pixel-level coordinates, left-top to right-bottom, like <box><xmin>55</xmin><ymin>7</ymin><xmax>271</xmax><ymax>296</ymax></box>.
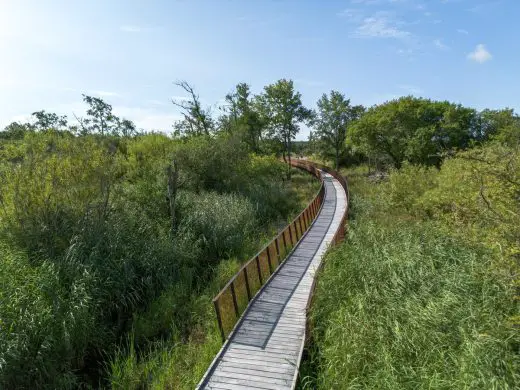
<box><xmin>467</xmin><ymin>44</ymin><xmax>492</xmax><ymax>63</ymax></box>
<box><xmin>3</xmin><ymin>100</ymin><xmax>183</xmax><ymax>133</ymax></box>
<box><xmin>122</xmin><ymin>110</ymin><xmax>182</xmax><ymax>131</ymax></box>
<box><xmin>148</xmin><ymin>99</ymin><xmax>168</xmax><ymax>106</ymax></box>
<box><xmin>120</xmin><ymin>25</ymin><xmax>142</xmax><ymax>32</ymax></box>
<box><xmin>1</xmin><ymin>113</ymin><xmax>32</xmax><ymax>128</ymax></box>
<box><xmin>434</xmin><ymin>39</ymin><xmax>449</xmax><ymax>50</ymax></box>
<box><xmin>457</xmin><ymin>28</ymin><xmax>469</xmax><ymax>35</ymax></box>
<box><xmin>171</xmin><ymin>95</ymin><xmax>191</xmax><ymax>102</ymax></box>
<box><xmin>337</xmin><ymin>8</ymin><xmax>364</xmax><ymax>22</ymax></box>
<box><xmin>90</xmin><ymin>90</ymin><xmax>121</xmax><ymax>97</ymax></box>
<box><xmin>353</xmin><ymin>13</ymin><xmax>411</xmax><ymax>39</ymax></box>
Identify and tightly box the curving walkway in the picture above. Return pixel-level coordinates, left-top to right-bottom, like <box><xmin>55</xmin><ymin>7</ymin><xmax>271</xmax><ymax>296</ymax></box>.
<box><xmin>197</xmin><ymin>171</ymin><xmax>348</xmax><ymax>390</ymax></box>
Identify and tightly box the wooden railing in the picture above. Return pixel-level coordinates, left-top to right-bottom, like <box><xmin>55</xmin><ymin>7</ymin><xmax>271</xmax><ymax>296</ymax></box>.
<box><xmin>212</xmin><ymin>160</ymin><xmax>326</xmax><ymax>341</ymax></box>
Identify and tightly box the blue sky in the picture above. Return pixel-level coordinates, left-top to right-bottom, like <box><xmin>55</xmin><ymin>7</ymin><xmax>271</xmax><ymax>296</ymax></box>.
<box><xmin>0</xmin><ymin>0</ymin><xmax>518</xmax><ymax>139</ymax></box>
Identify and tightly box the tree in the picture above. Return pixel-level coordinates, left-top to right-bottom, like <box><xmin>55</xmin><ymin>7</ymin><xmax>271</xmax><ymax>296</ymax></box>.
<box><xmin>347</xmin><ymin>96</ymin><xmax>479</xmax><ymax>168</ymax></box>
<box><xmin>480</xmin><ymin>108</ymin><xmax>520</xmax><ymax>146</ymax></box>
<box><xmin>75</xmin><ymin>95</ymin><xmax>136</xmax><ymax>137</ymax></box>
<box><xmin>80</xmin><ymin>94</ymin><xmax>115</xmax><ymax>135</ymax></box>
<box><xmin>113</xmin><ymin>117</ymin><xmax>137</xmax><ymax>137</ymax></box>
<box><xmin>32</xmin><ymin>110</ymin><xmax>68</xmax><ymax>131</ymax></box>
<box><xmin>172</xmin><ymin>81</ymin><xmax>214</xmax><ymax>136</ymax></box>
<box><xmin>257</xmin><ymin>79</ymin><xmax>312</xmax><ymax>175</ymax></box>
<box><xmin>219</xmin><ymin>83</ymin><xmax>264</xmax><ymax>152</ymax></box>
<box><xmin>314</xmin><ymin>90</ymin><xmax>364</xmax><ymax>170</ymax></box>
<box><xmin>0</xmin><ymin>122</ymin><xmax>35</xmax><ymax>140</ymax></box>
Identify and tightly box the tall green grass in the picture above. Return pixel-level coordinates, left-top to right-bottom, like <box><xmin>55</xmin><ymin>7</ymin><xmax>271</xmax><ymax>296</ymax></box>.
<box><xmin>107</xmin><ymin>167</ymin><xmax>320</xmax><ymax>389</ymax></box>
<box><xmin>0</xmin><ymin>130</ymin><xmax>318</xmax><ymax>388</ymax></box>
<box><xmin>299</xmin><ymin>158</ymin><xmax>519</xmax><ymax>389</ymax></box>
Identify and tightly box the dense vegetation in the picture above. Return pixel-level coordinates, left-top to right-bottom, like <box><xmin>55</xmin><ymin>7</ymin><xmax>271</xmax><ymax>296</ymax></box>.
<box><xmin>0</xmin><ymin>81</ymin><xmax>319</xmax><ymax>388</ymax></box>
<box><xmin>2</xmin><ymin>77</ymin><xmax>519</xmax><ymax>389</ymax></box>
<box><xmin>300</xmin><ymin>97</ymin><xmax>520</xmax><ymax>389</ymax></box>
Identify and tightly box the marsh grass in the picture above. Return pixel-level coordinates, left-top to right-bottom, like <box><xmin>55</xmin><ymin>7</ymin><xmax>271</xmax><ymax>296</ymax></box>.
<box><xmin>107</xmin><ymin>166</ymin><xmax>320</xmax><ymax>389</ymax></box>
<box><xmin>298</xmin><ymin>164</ymin><xmax>519</xmax><ymax>389</ymax></box>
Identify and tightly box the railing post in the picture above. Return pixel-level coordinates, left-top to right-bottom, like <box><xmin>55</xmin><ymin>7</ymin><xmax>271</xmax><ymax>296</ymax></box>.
<box><xmin>299</xmin><ymin>215</ymin><xmax>304</xmax><ymax>236</ymax></box>
<box><xmin>214</xmin><ymin>300</ymin><xmax>226</xmax><ymax>342</ymax></box>
<box><xmin>288</xmin><ymin>223</ymin><xmax>294</xmax><ymax>245</ymax></box>
<box><xmin>266</xmin><ymin>247</ymin><xmax>273</xmax><ymax>274</ymax></box>
<box><xmin>275</xmin><ymin>236</ymin><xmax>281</xmax><ymax>264</ymax></box>
<box><xmin>255</xmin><ymin>256</ymin><xmax>263</xmax><ymax>284</ymax></box>
<box><xmin>282</xmin><ymin>231</ymin><xmax>287</xmax><ymax>253</ymax></box>
<box><xmin>230</xmin><ymin>281</ymin><xmax>239</xmax><ymax>318</ymax></box>
<box><xmin>243</xmin><ymin>268</ymin><xmax>252</xmax><ymax>301</ymax></box>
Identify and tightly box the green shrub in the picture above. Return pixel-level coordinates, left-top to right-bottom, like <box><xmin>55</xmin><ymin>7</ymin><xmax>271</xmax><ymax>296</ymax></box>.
<box><xmin>382</xmin><ymin>162</ymin><xmax>439</xmax><ymax>215</ymax></box>
<box><xmin>177</xmin><ymin>191</ymin><xmax>257</xmax><ymax>262</ymax></box>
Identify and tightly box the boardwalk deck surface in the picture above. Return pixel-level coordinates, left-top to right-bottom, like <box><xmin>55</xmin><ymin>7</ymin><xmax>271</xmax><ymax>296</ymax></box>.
<box><xmin>197</xmin><ymin>172</ymin><xmax>348</xmax><ymax>390</ymax></box>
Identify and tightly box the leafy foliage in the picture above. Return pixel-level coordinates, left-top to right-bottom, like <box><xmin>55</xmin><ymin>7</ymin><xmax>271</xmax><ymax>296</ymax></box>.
<box><xmin>257</xmin><ymin>79</ymin><xmax>313</xmax><ymax>168</ymax></box>
<box><xmin>172</xmin><ymin>81</ymin><xmax>214</xmax><ymax>137</ymax></box>
<box><xmin>0</xmin><ymin>123</ymin><xmax>314</xmax><ymax>388</ymax></box>
<box><xmin>219</xmin><ymin>83</ymin><xmax>265</xmax><ymax>152</ymax></box>
<box><xmin>347</xmin><ymin>96</ymin><xmax>484</xmax><ymax>167</ymax></box>
<box><xmin>313</xmin><ymin>90</ymin><xmax>364</xmax><ymax>169</ymax></box>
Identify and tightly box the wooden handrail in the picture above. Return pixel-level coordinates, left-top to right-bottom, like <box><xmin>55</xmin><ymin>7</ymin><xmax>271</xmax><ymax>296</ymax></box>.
<box><xmin>212</xmin><ymin>160</ymin><xmax>326</xmax><ymax>341</ymax></box>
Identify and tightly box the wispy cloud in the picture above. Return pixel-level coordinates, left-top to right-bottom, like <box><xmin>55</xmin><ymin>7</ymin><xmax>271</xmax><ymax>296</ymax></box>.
<box><xmin>113</xmin><ymin>107</ymin><xmax>182</xmax><ymax>131</ymax></box>
<box><xmin>337</xmin><ymin>8</ymin><xmax>365</xmax><ymax>22</ymax></box>
<box><xmin>120</xmin><ymin>25</ymin><xmax>142</xmax><ymax>33</ymax></box>
<box><xmin>468</xmin><ymin>2</ymin><xmax>501</xmax><ymax>14</ymax></box>
<box><xmin>434</xmin><ymin>39</ymin><xmax>449</xmax><ymax>50</ymax></box>
<box><xmin>171</xmin><ymin>95</ymin><xmax>191</xmax><ymax>102</ymax></box>
<box><xmin>457</xmin><ymin>28</ymin><xmax>469</xmax><ymax>35</ymax></box>
<box><xmin>90</xmin><ymin>90</ymin><xmax>120</xmax><ymax>97</ymax></box>
<box><xmin>148</xmin><ymin>99</ymin><xmax>168</xmax><ymax>106</ymax></box>
<box><xmin>467</xmin><ymin>44</ymin><xmax>492</xmax><ymax>63</ymax></box>
<box><xmin>353</xmin><ymin>12</ymin><xmax>411</xmax><ymax>39</ymax></box>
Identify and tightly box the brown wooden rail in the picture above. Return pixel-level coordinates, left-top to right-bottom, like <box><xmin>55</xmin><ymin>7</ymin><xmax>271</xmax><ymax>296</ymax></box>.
<box><xmin>212</xmin><ymin>160</ymin><xmax>326</xmax><ymax>342</ymax></box>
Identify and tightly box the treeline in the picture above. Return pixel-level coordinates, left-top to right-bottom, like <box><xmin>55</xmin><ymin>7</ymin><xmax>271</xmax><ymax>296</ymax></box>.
<box><xmin>308</xmin><ymin>94</ymin><xmax>519</xmax><ymax>169</ymax></box>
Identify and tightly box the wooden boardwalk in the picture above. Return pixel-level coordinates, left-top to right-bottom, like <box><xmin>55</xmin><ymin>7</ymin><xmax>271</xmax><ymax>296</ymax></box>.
<box><xmin>197</xmin><ymin>172</ymin><xmax>348</xmax><ymax>390</ymax></box>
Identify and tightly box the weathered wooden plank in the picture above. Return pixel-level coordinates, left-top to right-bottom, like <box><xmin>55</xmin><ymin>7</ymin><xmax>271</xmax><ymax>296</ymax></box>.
<box><xmin>216</xmin><ymin>366</ymin><xmax>294</xmax><ymax>381</ymax></box>
<box><xmin>219</xmin><ymin>361</ymin><xmax>294</xmax><ymax>375</ymax></box>
<box><xmin>198</xmin><ymin>172</ymin><xmax>348</xmax><ymax>390</ymax></box>
<box><xmin>209</xmin><ymin>372</ymin><xmax>292</xmax><ymax>386</ymax></box>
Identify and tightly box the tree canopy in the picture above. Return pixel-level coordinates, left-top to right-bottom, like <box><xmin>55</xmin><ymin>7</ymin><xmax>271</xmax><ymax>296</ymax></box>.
<box><xmin>314</xmin><ymin>90</ymin><xmax>364</xmax><ymax>169</ymax></box>
<box><xmin>257</xmin><ymin>79</ymin><xmax>312</xmax><ymax>170</ymax></box>
<box><xmin>347</xmin><ymin>96</ymin><xmax>482</xmax><ymax>167</ymax></box>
